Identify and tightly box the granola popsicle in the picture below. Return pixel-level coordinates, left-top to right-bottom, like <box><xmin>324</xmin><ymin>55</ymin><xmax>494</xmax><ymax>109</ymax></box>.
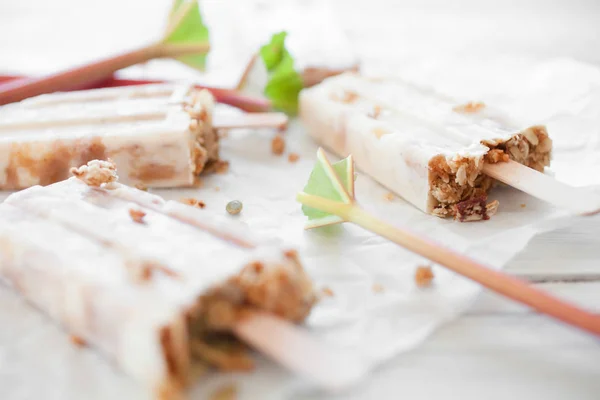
<box><xmin>0</xmin><ymin>161</ymin><xmax>315</xmax><ymax>398</ymax></box>
<box><xmin>0</xmin><ymin>84</ymin><xmax>219</xmax><ymax>190</ymax></box>
<box><xmin>299</xmin><ymin>73</ymin><xmax>552</xmax><ymax>220</ymax></box>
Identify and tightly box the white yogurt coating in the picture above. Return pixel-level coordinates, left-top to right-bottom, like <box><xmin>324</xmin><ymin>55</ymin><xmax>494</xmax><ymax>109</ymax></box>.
<box><xmin>300</xmin><ymin>73</ymin><xmax>533</xmax><ymax>214</ymax></box>
<box><xmin>0</xmin><ymin>178</ymin><xmax>305</xmax><ymax>395</ymax></box>
<box><xmin>0</xmin><ymin>84</ymin><xmax>215</xmax><ymax>189</ymax></box>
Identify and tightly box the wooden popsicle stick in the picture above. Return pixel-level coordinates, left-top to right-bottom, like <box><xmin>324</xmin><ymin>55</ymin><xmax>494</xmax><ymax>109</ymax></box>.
<box><xmin>213</xmin><ymin>112</ymin><xmax>288</xmax><ymax>131</ymax></box>
<box><xmin>234</xmin><ymin>311</ymin><xmax>366</xmax><ymax>392</ymax></box>
<box><xmin>297</xmin><ymin>193</ymin><xmax>600</xmax><ymax>337</ymax></box>
<box><xmin>483</xmin><ymin>160</ymin><xmax>600</xmax><ymax>215</ymax></box>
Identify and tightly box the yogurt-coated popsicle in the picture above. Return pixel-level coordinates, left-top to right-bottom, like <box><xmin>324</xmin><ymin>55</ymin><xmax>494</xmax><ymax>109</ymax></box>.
<box><xmin>0</xmin><ymin>161</ymin><xmax>315</xmax><ymax>398</ymax></box>
<box><xmin>300</xmin><ymin>73</ymin><xmax>552</xmax><ymax>220</ymax></box>
<box><xmin>0</xmin><ymin>84</ymin><xmax>219</xmax><ymax>189</ymax></box>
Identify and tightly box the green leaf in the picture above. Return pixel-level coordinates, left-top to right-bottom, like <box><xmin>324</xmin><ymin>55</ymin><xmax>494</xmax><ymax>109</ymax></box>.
<box><xmin>163</xmin><ymin>0</ymin><xmax>210</xmax><ymax>70</ymax></box>
<box><xmin>301</xmin><ymin>150</ymin><xmax>355</xmax><ymax>228</ymax></box>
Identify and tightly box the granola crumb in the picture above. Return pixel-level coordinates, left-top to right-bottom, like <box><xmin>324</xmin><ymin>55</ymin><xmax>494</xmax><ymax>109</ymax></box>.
<box><xmin>70</xmin><ymin>159</ymin><xmax>117</xmax><ymax>187</ymax></box>
<box><xmin>415</xmin><ymin>265</ymin><xmax>434</xmax><ymax>288</ymax></box>
<box><xmin>484</xmin><ymin>149</ymin><xmax>510</xmax><ymax>164</ymax></box>
<box><xmin>214</xmin><ymin>186</ymin><xmax>221</xmax><ymax>192</ymax></box>
<box><xmin>210</xmin><ymin>383</ymin><xmax>238</xmax><ymax>400</ymax></box>
<box><xmin>383</xmin><ymin>192</ymin><xmax>395</xmax><ymax>201</ymax></box>
<box><xmin>70</xmin><ymin>335</ymin><xmax>87</xmax><ymax>347</ymax></box>
<box><xmin>133</xmin><ymin>261</ymin><xmax>179</xmax><ymax>282</ymax></box>
<box><xmin>214</xmin><ymin>160</ymin><xmax>230</xmax><ymax>174</ymax></box>
<box><xmin>372</xmin><ymin>283</ymin><xmax>385</xmax><ymax>293</ymax></box>
<box><xmin>288</xmin><ymin>152</ymin><xmax>300</xmax><ymax>163</ymax></box>
<box><xmin>321</xmin><ymin>287</ymin><xmax>334</xmax><ymax>297</ymax></box>
<box><xmin>271</xmin><ymin>134</ymin><xmax>285</xmax><ymax>155</ymax></box>
<box><xmin>129</xmin><ymin>209</ymin><xmax>146</xmax><ymax>224</ymax></box>
<box><xmin>134</xmin><ymin>183</ymin><xmax>148</xmax><ymax>191</ymax></box>
<box><xmin>180</xmin><ymin>197</ymin><xmax>206</xmax><ymax>209</ymax></box>
<box><xmin>453</xmin><ymin>101</ymin><xmax>486</xmax><ymax>114</ymax></box>
<box><xmin>520</xmin><ymin>203</ymin><xmax>526</xmax><ymax>208</ymax></box>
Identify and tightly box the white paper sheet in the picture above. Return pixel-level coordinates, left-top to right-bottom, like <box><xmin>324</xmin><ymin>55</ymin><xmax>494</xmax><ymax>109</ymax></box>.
<box><xmin>1</xmin><ymin>56</ymin><xmax>600</xmax><ymax>399</ymax></box>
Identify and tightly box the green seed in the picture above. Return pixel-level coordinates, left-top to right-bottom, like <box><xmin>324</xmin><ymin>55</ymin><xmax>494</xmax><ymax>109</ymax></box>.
<box><xmin>226</xmin><ymin>200</ymin><xmax>243</xmax><ymax>215</ymax></box>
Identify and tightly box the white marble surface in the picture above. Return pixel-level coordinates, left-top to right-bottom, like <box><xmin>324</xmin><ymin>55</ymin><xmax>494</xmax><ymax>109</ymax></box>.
<box><xmin>1</xmin><ymin>1</ymin><xmax>599</xmax><ymax>399</ymax></box>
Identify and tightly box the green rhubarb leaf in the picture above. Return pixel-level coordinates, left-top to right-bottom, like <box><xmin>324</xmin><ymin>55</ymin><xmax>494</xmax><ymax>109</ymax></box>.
<box><xmin>301</xmin><ymin>149</ymin><xmax>355</xmax><ymax>228</ymax></box>
<box><xmin>262</xmin><ymin>32</ymin><xmax>304</xmax><ymax>114</ymax></box>
<box><xmin>163</xmin><ymin>0</ymin><xmax>210</xmax><ymax>70</ymax></box>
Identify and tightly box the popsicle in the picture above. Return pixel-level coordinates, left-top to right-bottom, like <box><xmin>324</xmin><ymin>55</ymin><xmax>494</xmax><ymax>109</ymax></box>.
<box><xmin>299</xmin><ymin>73</ymin><xmax>553</xmax><ymax>220</ymax></box>
<box><xmin>0</xmin><ymin>160</ymin><xmax>317</xmax><ymax>398</ymax></box>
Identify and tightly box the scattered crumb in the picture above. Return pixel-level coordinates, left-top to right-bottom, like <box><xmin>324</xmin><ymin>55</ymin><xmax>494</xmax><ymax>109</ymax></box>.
<box><xmin>180</xmin><ymin>197</ymin><xmax>206</xmax><ymax>209</ymax></box>
<box><xmin>134</xmin><ymin>183</ymin><xmax>148</xmax><ymax>191</ymax></box>
<box><xmin>383</xmin><ymin>192</ymin><xmax>395</xmax><ymax>201</ymax></box>
<box><xmin>214</xmin><ymin>160</ymin><xmax>230</xmax><ymax>174</ymax></box>
<box><xmin>70</xmin><ymin>159</ymin><xmax>117</xmax><ymax>187</ymax></box>
<box><xmin>129</xmin><ymin>209</ymin><xmax>146</xmax><ymax>224</ymax></box>
<box><xmin>453</xmin><ymin>101</ymin><xmax>486</xmax><ymax>114</ymax></box>
<box><xmin>368</xmin><ymin>105</ymin><xmax>382</xmax><ymax>119</ymax></box>
<box><xmin>288</xmin><ymin>152</ymin><xmax>300</xmax><ymax>163</ymax></box>
<box><xmin>214</xmin><ymin>186</ymin><xmax>221</xmax><ymax>192</ymax></box>
<box><xmin>372</xmin><ymin>283</ymin><xmax>385</xmax><ymax>293</ymax></box>
<box><xmin>520</xmin><ymin>203</ymin><xmax>526</xmax><ymax>208</ymax></box>
<box><xmin>415</xmin><ymin>265</ymin><xmax>434</xmax><ymax>288</ymax></box>
<box><xmin>70</xmin><ymin>335</ymin><xmax>86</xmax><ymax>347</ymax></box>
<box><xmin>271</xmin><ymin>134</ymin><xmax>285</xmax><ymax>155</ymax></box>
<box><xmin>321</xmin><ymin>287</ymin><xmax>334</xmax><ymax>297</ymax></box>
<box><xmin>210</xmin><ymin>383</ymin><xmax>238</xmax><ymax>400</ymax></box>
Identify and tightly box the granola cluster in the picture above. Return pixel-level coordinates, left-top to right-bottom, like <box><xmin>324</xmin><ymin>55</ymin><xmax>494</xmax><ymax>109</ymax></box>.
<box><xmin>185</xmin><ymin>250</ymin><xmax>316</xmax><ymax>373</ymax></box>
<box><xmin>70</xmin><ymin>159</ymin><xmax>118</xmax><ymax>187</ymax></box>
<box><xmin>184</xmin><ymin>89</ymin><xmax>221</xmax><ymax>176</ymax></box>
<box><xmin>429</xmin><ymin>125</ymin><xmax>551</xmax><ymax>220</ymax></box>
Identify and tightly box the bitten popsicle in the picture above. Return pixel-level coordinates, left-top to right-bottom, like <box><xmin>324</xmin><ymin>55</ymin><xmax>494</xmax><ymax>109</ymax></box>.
<box><xmin>0</xmin><ymin>160</ymin><xmax>316</xmax><ymax>398</ymax></box>
<box><xmin>0</xmin><ymin>84</ymin><xmax>219</xmax><ymax>190</ymax></box>
<box><xmin>299</xmin><ymin>73</ymin><xmax>552</xmax><ymax>220</ymax></box>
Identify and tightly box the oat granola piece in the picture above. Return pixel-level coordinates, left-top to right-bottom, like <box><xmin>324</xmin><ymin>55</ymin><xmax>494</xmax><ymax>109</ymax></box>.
<box><xmin>0</xmin><ymin>84</ymin><xmax>220</xmax><ymax>190</ymax></box>
<box><xmin>70</xmin><ymin>159</ymin><xmax>118</xmax><ymax>187</ymax></box>
<box><xmin>271</xmin><ymin>134</ymin><xmax>286</xmax><ymax>155</ymax></box>
<box><xmin>415</xmin><ymin>265</ymin><xmax>434</xmax><ymax>288</ymax></box>
<box><xmin>129</xmin><ymin>208</ymin><xmax>146</xmax><ymax>224</ymax></box>
<box><xmin>300</xmin><ymin>73</ymin><xmax>552</xmax><ymax>218</ymax></box>
<box><xmin>288</xmin><ymin>153</ymin><xmax>300</xmax><ymax>163</ymax></box>
<box><xmin>0</xmin><ymin>174</ymin><xmax>316</xmax><ymax>398</ymax></box>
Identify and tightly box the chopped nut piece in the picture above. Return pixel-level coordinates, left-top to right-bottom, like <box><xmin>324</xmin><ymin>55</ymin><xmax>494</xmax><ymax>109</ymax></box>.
<box><xmin>288</xmin><ymin>153</ymin><xmax>300</xmax><ymax>163</ymax></box>
<box><xmin>453</xmin><ymin>101</ymin><xmax>486</xmax><ymax>113</ymax></box>
<box><xmin>129</xmin><ymin>209</ymin><xmax>146</xmax><ymax>224</ymax></box>
<box><xmin>415</xmin><ymin>266</ymin><xmax>434</xmax><ymax>288</ymax></box>
<box><xmin>271</xmin><ymin>134</ymin><xmax>285</xmax><ymax>155</ymax></box>
<box><xmin>70</xmin><ymin>335</ymin><xmax>86</xmax><ymax>347</ymax></box>
<box><xmin>520</xmin><ymin>203</ymin><xmax>526</xmax><ymax>208</ymax></box>
<box><xmin>372</xmin><ymin>283</ymin><xmax>385</xmax><ymax>293</ymax></box>
<box><xmin>484</xmin><ymin>149</ymin><xmax>510</xmax><ymax>164</ymax></box>
<box><xmin>180</xmin><ymin>197</ymin><xmax>206</xmax><ymax>209</ymax></box>
<box><xmin>70</xmin><ymin>159</ymin><xmax>117</xmax><ymax>187</ymax></box>
<box><xmin>134</xmin><ymin>183</ymin><xmax>148</xmax><ymax>191</ymax></box>
<box><xmin>383</xmin><ymin>192</ymin><xmax>395</xmax><ymax>201</ymax></box>
<box><xmin>210</xmin><ymin>383</ymin><xmax>238</xmax><ymax>400</ymax></box>
<box><xmin>454</xmin><ymin>195</ymin><xmax>498</xmax><ymax>222</ymax></box>
<box><xmin>321</xmin><ymin>287</ymin><xmax>334</xmax><ymax>297</ymax></box>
